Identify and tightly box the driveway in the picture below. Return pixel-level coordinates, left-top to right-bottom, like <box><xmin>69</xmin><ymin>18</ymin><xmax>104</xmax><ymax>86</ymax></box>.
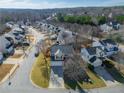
<box><xmin>94</xmin><ymin>66</ymin><xmax>118</xmax><ymax>86</ymax></box>
<box><xmin>0</xmin><ymin>27</ymin><xmax>124</xmax><ymax>93</ymax></box>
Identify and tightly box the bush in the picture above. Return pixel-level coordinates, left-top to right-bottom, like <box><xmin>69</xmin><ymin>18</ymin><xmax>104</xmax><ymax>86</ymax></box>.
<box><xmin>88</xmin><ymin>64</ymin><xmax>94</xmax><ymax>71</ymax></box>
<box><xmin>115</xmin><ymin>15</ymin><xmax>124</xmax><ymax>24</ymax></box>
<box><xmin>103</xmin><ymin>61</ymin><xmax>114</xmax><ymax>68</ymax></box>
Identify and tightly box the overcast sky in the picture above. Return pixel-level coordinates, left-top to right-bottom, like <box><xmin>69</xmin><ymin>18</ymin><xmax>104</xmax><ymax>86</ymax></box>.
<box><xmin>0</xmin><ymin>0</ymin><xmax>124</xmax><ymax>9</ymax></box>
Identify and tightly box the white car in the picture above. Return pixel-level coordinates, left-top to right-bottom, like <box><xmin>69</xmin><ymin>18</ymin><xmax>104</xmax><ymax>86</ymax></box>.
<box><xmin>0</xmin><ymin>52</ymin><xmax>3</xmax><ymax>65</ymax></box>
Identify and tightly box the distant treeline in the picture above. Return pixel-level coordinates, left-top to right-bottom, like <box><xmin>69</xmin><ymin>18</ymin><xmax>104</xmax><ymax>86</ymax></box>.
<box><xmin>115</xmin><ymin>15</ymin><xmax>124</xmax><ymax>23</ymax></box>
<box><xmin>57</xmin><ymin>13</ymin><xmax>124</xmax><ymax>25</ymax></box>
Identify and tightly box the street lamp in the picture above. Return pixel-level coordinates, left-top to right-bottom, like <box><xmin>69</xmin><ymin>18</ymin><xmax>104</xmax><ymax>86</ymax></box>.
<box><xmin>8</xmin><ymin>72</ymin><xmax>11</xmax><ymax>86</ymax></box>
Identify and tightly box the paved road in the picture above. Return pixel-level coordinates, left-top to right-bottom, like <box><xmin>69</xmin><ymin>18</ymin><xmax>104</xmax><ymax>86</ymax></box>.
<box><xmin>0</xmin><ymin>27</ymin><xmax>124</xmax><ymax>93</ymax></box>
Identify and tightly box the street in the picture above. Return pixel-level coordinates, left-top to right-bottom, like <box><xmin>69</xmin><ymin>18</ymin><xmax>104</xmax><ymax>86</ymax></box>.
<box><xmin>0</xmin><ymin>27</ymin><xmax>124</xmax><ymax>93</ymax></box>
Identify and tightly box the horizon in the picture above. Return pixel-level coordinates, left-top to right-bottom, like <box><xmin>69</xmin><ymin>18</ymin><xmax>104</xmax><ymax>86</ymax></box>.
<box><xmin>0</xmin><ymin>0</ymin><xmax>124</xmax><ymax>9</ymax></box>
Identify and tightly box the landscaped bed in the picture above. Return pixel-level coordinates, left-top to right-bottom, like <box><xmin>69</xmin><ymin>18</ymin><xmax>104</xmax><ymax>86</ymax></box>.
<box><xmin>65</xmin><ymin>68</ymin><xmax>106</xmax><ymax>89</ymax></box>
<box><xmin>0</xmin><ymin>64</ymin><xmax>14</xmax><ymax>81</ymax></box>
<box><xmin>31</xmin><ymin>53</ymin><xmax>50</xmax><ymax>88</ymax></box>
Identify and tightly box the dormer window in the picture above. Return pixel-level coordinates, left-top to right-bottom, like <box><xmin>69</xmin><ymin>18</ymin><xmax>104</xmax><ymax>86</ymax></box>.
<box><xmin>55</xmin><ymin>49</ymin><xmax>64</xmax><ymax>61</ymax></box>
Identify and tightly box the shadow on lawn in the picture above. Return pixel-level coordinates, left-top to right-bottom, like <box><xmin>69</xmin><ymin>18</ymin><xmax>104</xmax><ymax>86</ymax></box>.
<box><xmin>64</xmin><ymin>79</ymin><xmax>88</xmax><ymax>93</ymax></box>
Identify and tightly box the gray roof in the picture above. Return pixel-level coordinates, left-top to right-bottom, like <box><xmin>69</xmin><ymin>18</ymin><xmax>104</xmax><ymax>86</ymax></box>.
<box><xmin>86</xmin><ymin>46</ymin><xmax>104</xmax><ymax>55</ymax></box>
<box><xmin>50</xmin><ymin>44</ymin><xmax>74</xmax><ymax>56</ymax></box>
<box><xmin>100</xmin><ymin>39</ymin><xmax>117</xmax><ymax>46</ymax></box>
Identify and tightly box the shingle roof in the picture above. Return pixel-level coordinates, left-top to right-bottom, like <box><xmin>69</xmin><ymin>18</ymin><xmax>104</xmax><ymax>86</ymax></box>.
<box><xmin>100</xmin><ymin>39</ymin><xmax>117</xmax><ymax>46</ymax></box>
<box><xmin>86</xmin><ymin>46</ymin><xmax>103</xmax><ymax>55</ymax></box>
<box><xmin>50</xmin><ymin>44</ymin><xmax>74</xmax><ymax>56</ymax></box>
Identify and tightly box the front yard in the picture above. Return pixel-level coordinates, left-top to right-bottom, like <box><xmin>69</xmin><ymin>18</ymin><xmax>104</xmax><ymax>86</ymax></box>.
<box><xmin>31</xmin><ymin>53</ymin><xmax>50</xmax><ymax>88</ymax></box>
<box><xmin>80</xmin><ymin>69</ymin><xmax>106</xmax><ymax>89</ymax></box>
<box><xmin>0</xmin><ymin>64</ymin><xmax>14</xmax><ymax>81</ymax></box>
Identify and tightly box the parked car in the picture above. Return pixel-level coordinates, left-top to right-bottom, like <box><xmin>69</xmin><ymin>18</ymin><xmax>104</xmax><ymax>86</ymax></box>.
<box><xmin>0</xmin><ymin>52</ymin><xmax>3</xmax><ymax>65</ymax></box>
<box><xmin>22</xmin><ymin>42</ymin><xmax>30</xmax><ymax>46</ymax></box>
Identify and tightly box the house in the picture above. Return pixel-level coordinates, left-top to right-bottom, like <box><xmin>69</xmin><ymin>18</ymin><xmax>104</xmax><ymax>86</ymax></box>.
<box><xmin>100</xmin><ymin>21</ymin><xmax>120</xmax><ymax>32</ymax></box>
<box><xmin>5</xmin><ymin>31</ymin><xmax>22</xmax><ymax>45</ymax></box>
<box><xmin>50</xmin><ymin>44</ymin><xmax>74</xmax><ymax>66</ymax></box>
<box><xmin>92</xmin><ymin>39</ymin><xmax>119</xmax><ymax>56</ymax></box>
<box><xmin>50</xmin><ymin>44</ymin><xmax>74</xmax><ymax>87</ymax></box>
<box><xmin>4</xmin><ymin>25</ymin><xmax>26</xmax><ymax>45</ymax></box>
<box><xmin>5</xmin><ymin>22</ymin><xmax>14</xmax><ymax>29</ymax></box>
<box><xmin>81</xmin><ymin>47</ymin><xmax>106</xmax><ymax>67</ymax></box>
<box><xmin>57</xmin><ymin>30</ymin><xmax>75</xmax><ymax>45</ymax></box>
<box><xmin>50</xmin><ymin>44</ymin><xmax>74</xmax><ymax>76</ymax></box>
<box><xmin>100</xmin><ymin>24</ymin><xmax>113</xmax><ymax>32</ymax></box>
<box><xmin>0</xmin><ymin>35</ymin><xmax>14</xmax><ymax>55</ymax></box>
<box><xmin>50</xmin><ymin>34</ymin><xmax>57</xmax><ymax>40</ymax></box>
<box><xmin>108</xmin><ymin>21</ymin><xmax>120</xmax><ymax>30</ymax></box>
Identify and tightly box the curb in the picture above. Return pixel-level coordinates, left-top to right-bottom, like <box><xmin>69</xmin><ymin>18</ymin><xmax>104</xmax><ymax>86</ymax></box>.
<box><xmin>0</xmin><ymin>64</ymin><xmax>19</xmax><ymax>85</ymax></box>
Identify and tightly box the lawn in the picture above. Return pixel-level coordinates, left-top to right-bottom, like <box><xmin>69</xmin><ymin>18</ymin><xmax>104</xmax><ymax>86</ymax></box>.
<box><xmin>80</xmin><ymin>69</ymin><xmax>106</xmax><ymax>89</ymax></box>
<box><xmin>65</xmin><ymin>69</ymin><xmax>106</xmax><ymax>89</ymax></box>
<box><xmin>0</xmin><ymin>64</ymin><xmax>14</xmax><ymax>81</ymax></box>
<box><xmin>31</xmin><ymin>53</ymin><xmax>50</xmax><ymax>88</ymax></box>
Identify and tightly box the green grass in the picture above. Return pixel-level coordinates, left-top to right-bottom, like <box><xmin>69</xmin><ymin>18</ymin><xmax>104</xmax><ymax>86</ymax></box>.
<box><xmin>65</xmin><ymin>69</ymin><xmax>106</xmax><ymax>89</ymax></box>
<box><xmin>31</xmin><ymin>53</ymin><xmax>50</xmax><ymax>88</ymax></box>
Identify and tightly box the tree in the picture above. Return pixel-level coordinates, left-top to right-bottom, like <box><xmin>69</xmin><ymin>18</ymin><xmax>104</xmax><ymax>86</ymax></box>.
<box><xmin>115</xmin><ymin>15</ymin><xmax>124</xmax><ymax>24</ymax></box>
<box><xmin>57</xmin><ymin>13</ymin><xmax>64</xmax><ymax>22</ymax></box>
<box><xmin>64</xmin><ymin>15</ymin><xmax>76</xmax><ymax>23</ymax></box>
<box><xmin>97</xmin><ymin>16</ymin><xmax>106</xmax><ymax>25</ymax></box>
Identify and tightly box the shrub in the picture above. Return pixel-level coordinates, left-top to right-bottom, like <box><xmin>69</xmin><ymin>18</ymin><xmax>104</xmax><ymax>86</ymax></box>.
<box><xmin>88</xmin><ymin>64</ymin><xmax>94</xmax><ymax>71</ymax></box>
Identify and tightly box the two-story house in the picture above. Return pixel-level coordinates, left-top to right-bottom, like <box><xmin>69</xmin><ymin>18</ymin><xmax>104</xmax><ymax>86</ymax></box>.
<box><xmin>0</xmin><ymin>35</ymin><xmax>14</xmax><ymax>56</ymax></box>
<box><xmin>50</xmin><ymin>44</ymin><xmax>74</xmax><ymax>87</ymax></box>
<box><xmin>50</xmin><ymin>44</ymin><xmax>74</xmax><ymax>67</ymax></box>
<box><xmin>57</xmin><ymin>30</ymin><xmax>75</xmax><ymax>45</ymax></box>
<box><xmin>81</xmin><ymin>46</ymin><xmax>106</xmax><ymax>67</ymax></box>
<box><xmin>92</xmin><ymin>39</ymin><xmax>119</xmax><ymax>57</ymax></box>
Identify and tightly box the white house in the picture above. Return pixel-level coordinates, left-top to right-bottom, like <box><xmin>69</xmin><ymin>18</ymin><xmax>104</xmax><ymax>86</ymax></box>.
<box><xmin>92</xmin><ymin>39</ymin><xmax>119</xmax><ymax>56</ymax></box>
<box><xmin>100</xmin><ymin>21</ymin><xmax>120</xmax><ymax>32</ymax></box>
<box><xmin>5</xmin><ymin>21</ymin><xmax>14</xmax><ymax>29</ymax></box>
<box><xmin>100</xmin><ymin>24</ymin><xmax>113</xmax><ymax>32</ymax></box>
<box><xmin>81</xmin><ymin>47</ymin><xmax>106</xmax><ymax>67</ymax></box>
<box><xmin>57</xmin><ymin>30</ymin><xmax>75</xmax><ymax>45</ymax></box>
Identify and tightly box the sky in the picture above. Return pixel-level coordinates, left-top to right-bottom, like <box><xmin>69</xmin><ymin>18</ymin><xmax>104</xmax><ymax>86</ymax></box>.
<box><xmin>0</xmin><ymin>0</ymin><xmax>124</xmax><ymax>9</ymax></box>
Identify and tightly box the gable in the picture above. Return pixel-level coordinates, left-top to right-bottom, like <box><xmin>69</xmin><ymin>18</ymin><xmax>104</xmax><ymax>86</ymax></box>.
<box><xmin>51</xmin><ymin>44</ymin><xmax>74</xmax><ymax>56</ymax></box>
